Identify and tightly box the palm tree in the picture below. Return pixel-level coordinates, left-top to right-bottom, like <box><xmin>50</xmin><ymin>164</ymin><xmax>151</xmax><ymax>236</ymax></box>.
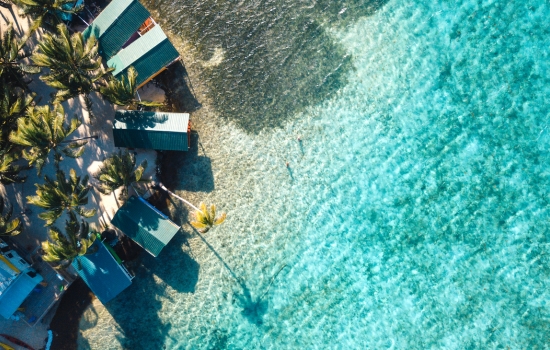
<box><xmin>0</xmin><ymin>197</ymin><xmax>22</xmax><ymax>236</ymax></box>
<box><xmin>158</xmin><ymin>183</ymin><xmax>226</xmax><ymax>233</ymax></box>
<box><xmin>27</xmin><ymin>168</ymin><xmax>96</xmax><ymax>226</ymax></box>
<box><xmin>0</xmin><ymin>85</ymin><xmax>34</xmax><ymax>143</ymax></box>
<box><xmin>0</xmin><ymin>146</ymin><xmax>28</xmax><ymax>184</ymax></box>
<box><xmin>9</xmin><ymin>103</ymin><xmax>87</xmax><ymax>174</ymax></box>
<box><xmin>0</xmin><ymin>24</ymin><xmax>40</xmax><ymax>89</ymax></box>
<box><xmin>14</xmin><ymin>0</ymin><xmax>83</xmax><ymax>34</ymax></box>
<box><xmin>31</xmin><ymin>24</ymin><xmax>111</xmax><ymax>117</ymax></box>
<box><xmin>99</xmin><ymin>66</ymin><xmax>163</xmax><ymax>110</ymax></box>
<box><xmin>41</xmin><ymin>211</ymin><xmax>95</xmax><ymax>268</ymax></box>
<box><xmin>94</xmin><ymin>150</ymin><xmax>148</xmax><ymax>203</ymax></box>
<box><xmin>190</xmin><ymin>202</ymin><xmax>226</xmax><ymax>233</ymax></box>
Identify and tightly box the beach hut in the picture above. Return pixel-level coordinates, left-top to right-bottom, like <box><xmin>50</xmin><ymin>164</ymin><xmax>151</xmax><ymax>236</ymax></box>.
<box><xmin>107</xmin><ymin>25</ymin><xmax>180</xmax><ymax>88</ymax></box>
<box><xmin>72</xmin><ymin>239</ymin><xmax>133</xmax><ymax>304</ymax></box>
<box><xmin>111</xmin><ymin>196</ymin><xmax>180</xmax><ymax>257</ymax></box>
<box><xmin>82</xmin><ymin>0</ymin><xmax>152</xmax><ymax>60</ymax></box>
<box><xmin>0</xmin><ymin>241</ymin><xmax>43</xmax><ymax>319</ymax></box>
<box><xmin>112</xmin><ymin>110</ymin><xmax>190</xmax><ymax>151</ymax></box>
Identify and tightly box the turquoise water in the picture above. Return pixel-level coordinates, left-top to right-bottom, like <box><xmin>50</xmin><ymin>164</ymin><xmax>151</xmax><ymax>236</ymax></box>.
<box><xmin>78</xmin><ymin>0</ymin><xmax>550</xmax><ymax>348</ymax></box>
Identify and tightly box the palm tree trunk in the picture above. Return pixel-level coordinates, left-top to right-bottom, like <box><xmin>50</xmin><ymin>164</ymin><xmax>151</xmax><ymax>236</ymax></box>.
<box><xmin>61</xmin><ymin>135</ymin><xmax>98</xmax><ymax>143</ymax></box>
<box><xmin>112</xmin><ymin>191</ymin><xmax>120</xmax><ymax>208</ymax></box>
<box><xmin>158</xmin><ymin>183</ymin><xmax>199</xmax><ymax>211</ymax></box>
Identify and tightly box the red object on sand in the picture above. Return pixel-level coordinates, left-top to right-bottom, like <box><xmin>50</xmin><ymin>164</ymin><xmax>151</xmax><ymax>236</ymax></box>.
<box><xmin>0</xmin><ymin>335</ymin><xmax>35</xmax><ymax>350</ymax></box>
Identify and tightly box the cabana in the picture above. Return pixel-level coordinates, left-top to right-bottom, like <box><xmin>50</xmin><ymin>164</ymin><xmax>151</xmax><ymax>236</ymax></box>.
<box><xmin>107</xmin><ymin>25</ymin><xmax>180</xmax><ymax>88</ymax></box>
<box><xmin>72</xmin><ymin>239</ymin><xmax>133</xmax><ymax>304</ymax></box>
<box><xmin>113</xmin><ymin>110</ymin><xmax>190</xmax><ymax>151</ymax></box>
<box><xmin>82</xmin><ymin>0</ymin><xmax>152</xmax><ymax>60</ymax></box>
<box><xmin>111</xmin><ymin>196</ymin><xmax>180</xmax><ymax>257</ymax></box>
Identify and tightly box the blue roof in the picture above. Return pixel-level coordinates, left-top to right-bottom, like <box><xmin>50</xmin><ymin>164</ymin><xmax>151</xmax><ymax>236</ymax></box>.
<box><xmin>0</xmin><ymin>270</ymin><xmax>43</xmax><ymax>319</ymax></box>
<box><xmin>72</xmin><ymin>240</ymin><xmax>132</xmax><ymax>303</ymax></box>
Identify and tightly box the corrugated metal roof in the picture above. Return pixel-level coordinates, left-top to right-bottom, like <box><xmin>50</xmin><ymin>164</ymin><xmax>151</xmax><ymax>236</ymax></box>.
<box><xmin>82</xmin><ymin>0</ymin><xmax>150</xmax><ymax>60</ymax></box>
<box><xmin>113</xmin><ymin>110</ymin><xmax>189</xmax><ymax>151</ymax></box>
<box><xmin>111</xmin><ymin>196</ymin><xmax>180</xmax><ymax>257</ymax></box>
<box><xmin>114</xmin><ymin>110</ymin><xmax>189</xmax><ymax>132</ymax></box>
<box><xmin>107</xmin><ymin>25</ymin><xmax>180</xmax><ymax>86</ymax></box>
<box><xmin>0</xmin><ymin>270</ymin><xmax>42</xmax><ymax>319</ymax></box>
<box><xmin>72</xmin><ymin>240</ymin><xmax>132</xmax><ymax>304</ymax></box>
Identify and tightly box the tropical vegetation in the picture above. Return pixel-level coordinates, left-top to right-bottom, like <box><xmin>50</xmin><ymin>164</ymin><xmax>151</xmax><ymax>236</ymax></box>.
<box><xmin>41</xmin><ymin>211</ymin><xmax>96</xmax><ymax>268</ymax></box>
<box><xmin>0</xmin><ymin>3</ymin><xmax>227</xmax><ymax>281</ymax></box>
<box><xmin>0</xmin><ymin>24</ymin><xmax>39</xmax><ymax>89</ymax></box>
<box><xmin>100</xmin><ymin>66</ymin><xmax>163</xmax><ymax>109</ymax></box>
<box><xmin>9</xmin><ymin>103</ymin><xmax>87</xmax><ymax>174</ymax></box>
<box><xmin>14</xmin><ymin>0</ymin><xmax>83</xmax><ymax>33</ymax></box>
<box><xmin>0</xmin><ymin>197</ymin><xmax>22</xmax><ymax>236</ymax></box>
<box><xmin>0</xmin><ymin>146</ymin><xmax>28</xmax><ymax>184</ymax></box>
<box><xmin>190</xmin><ymin>203</ymin><xmax>226</xmax><ymax>233</ymax></box>
<box><xmin>31</xmin><ymin>24</ymin><xmax>111</xmax><ymax>117</ymax></box>
<box><xmin>27</xmin><ymin>168</ymin><xmax>96</xmax><ymax>226</ymax></box>
<box><xmin>158</xmin><ymin>184</ymin><xmax>227</xmax><ymax>233</ymax></box>
<box><xmin>94</xmin><ymin>150</ymin><xmax>149</xmax><ymax>203</ymax></box>
<box><xmin>0</xmin><ymin>86</ymin><xmax>34</xmax><ymax>143</ymax></box>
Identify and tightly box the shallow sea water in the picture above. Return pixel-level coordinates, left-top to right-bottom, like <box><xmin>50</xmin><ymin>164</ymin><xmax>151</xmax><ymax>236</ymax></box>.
<box><xmin>79</xmin><ymin>0</ymin><xmax>550</xmax><ymax>348</ymax></box>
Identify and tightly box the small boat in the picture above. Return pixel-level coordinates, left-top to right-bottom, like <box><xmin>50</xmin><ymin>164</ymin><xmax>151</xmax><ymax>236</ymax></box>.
<box><xmin>0</xmin><ymin>335</ymin><xmax>34</xmax><ymax>350</ymax></box>
<box><xmin>0</xmin><ymin>342</ymin><xmax>14</xmax><ymax>350</ymax></box>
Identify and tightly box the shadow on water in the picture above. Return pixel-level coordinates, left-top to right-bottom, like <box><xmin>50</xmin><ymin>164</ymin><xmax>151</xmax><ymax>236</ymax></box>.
<box><xmin>187</xmin><ymin>225</ymin><xmax>287</xmax><ymax>326</ymax></box>
<box><xmin>143</xmin><ymin>0</ymin><xmax>389</xmax><ymax>134</ymax></box>
<box><xmin>103</xmin><ymin>233</ymin><xmax>199</xmax><ymax>349</ymax></box>
<box><xmin>156</xmin><ymin>61</ymin><xmax>202</xmax><ymax>113</ymax></box>
<box><xmin>157</xmin><ymin>131</ymin><xmax>215</xmax><ymax>193</ymax></box>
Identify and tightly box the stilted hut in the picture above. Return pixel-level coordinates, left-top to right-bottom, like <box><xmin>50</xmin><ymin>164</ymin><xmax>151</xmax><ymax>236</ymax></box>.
<box><xmin>107</xmin><ymin>25</ymin><xmax>180</xmax><ymax>88</ymax></box>
<box><xmin>82</xmin><ymin>0</ymin><xmax>152</xmax><ymax>60</ymax></box>
<box><xmin>72</xmin><ymin>239</ymin><xmax>133</xmax><ymax>304</ymax></box>
<box><xmin>111</xmin><ymin>196</ymin><xmax>181</xmax><ymax>257</ymax></box>
<box><xmin>112</xmin><ymin>110</ymin><xmax>190</xmax><ymax>151</ymax></box>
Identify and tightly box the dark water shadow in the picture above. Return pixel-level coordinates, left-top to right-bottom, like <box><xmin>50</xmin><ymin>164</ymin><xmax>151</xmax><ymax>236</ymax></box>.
<box><xmin>49</xmin><ymin>278</ymin><xmax>96</xmax><ymax>350</ymax></box>
<box><xmin>157</xmin><ymin>132</ymin><xmax>214</xmax><ymax>193</ymax></box>
<box><xmin>104</xmin><ymin>233</ymin><xmax>199</xmax><ymax>349</ymax></box>
<box><xmin>190</xmin><ymin>225</ymin><xmax>288</xmax><ymax>326</ymax></box>
<box><xmin>155</xmin><ymin>61</ymin><xmax>202</xmax><ymax>113</ymax></box>
<box><xmin>143</xmin><ymin>0</ymin><xmax>389</xmax><ymax>134</ymax></box>
<box><xmin>191</xmin><ymin>226</ymin><xmax>268</xmax><ymax>325</ymax></box>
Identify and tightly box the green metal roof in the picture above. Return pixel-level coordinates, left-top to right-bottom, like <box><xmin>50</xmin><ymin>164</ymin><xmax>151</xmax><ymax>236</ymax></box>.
<box><xmin>72</xmin><ymin>240</ymin><xmax>132</xmax><ymax>304</ymax></box>
<box><xmin>82</xmin><ymin>0</ymin><xmax>150</xmax><ymax>60</ymax></box>
<box><xmin>107</xmin><ymin>25</ymin><xmax>180</xmax><ymax>86</ymax></box>
<box><xmin>113</xmin><ymin>110</ymin><xmax>189</xmax><ymax>151</ymax></box>
<box><xmin>111</xmin><ymin>196</ymin><xmax>180</xmax><ymax>257</ymax></box>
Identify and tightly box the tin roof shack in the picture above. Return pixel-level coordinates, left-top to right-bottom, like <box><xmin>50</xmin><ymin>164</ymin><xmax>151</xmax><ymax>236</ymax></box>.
<box><xmin>0</xmin><ymin>240</ymin><xmax>43</xmax><ymax>320</ymax></box>
<box><xmin>111</xmin><ymin>196</ymin><xmax>180</xmax><ymax>257</ymax></box>
<box><xmin>113</xmin><ymin>110</ymin><xmax>190</xmax><ymax>151</ymax></box>
<box><xmin>107</xmin><ymin>25</ymin><xmax>180</xmax><ymax>89</ymax></box>
<box><xmin>82</xmin><ymin>0</ymin><xmax>152</xmax><ymax>60</ymax></box>
<box><xmin>72</xmin><ymin>239</ymin><xmax>133</xmax><ymax>303</ymax></box>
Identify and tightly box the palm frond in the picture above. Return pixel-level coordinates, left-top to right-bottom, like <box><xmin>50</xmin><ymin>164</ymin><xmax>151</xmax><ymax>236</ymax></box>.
<box><xmin>27</xmin><ymin>168</ymin><xmax>96</xmax><ymax>226</ymax></box>
<box><xmin>94</xmin><ymin>150</ymin><xmax>150</xmax><ymax>202</ymax></box>
<box><xmin>0</xmin><ymin>197</ymin><xmax>22</xmax><ymax>236</ymax></box>
<box><xmin>10</xmin><ymin>103</ymin><xmax>83</xmax><ymax>174</ymax></box>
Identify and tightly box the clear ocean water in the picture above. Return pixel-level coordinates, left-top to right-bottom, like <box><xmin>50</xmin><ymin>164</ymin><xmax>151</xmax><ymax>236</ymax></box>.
<box><xmin>78</xmin><ymin>0</ymin><xmax>550</xmax><ymax>348</ymax></box>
